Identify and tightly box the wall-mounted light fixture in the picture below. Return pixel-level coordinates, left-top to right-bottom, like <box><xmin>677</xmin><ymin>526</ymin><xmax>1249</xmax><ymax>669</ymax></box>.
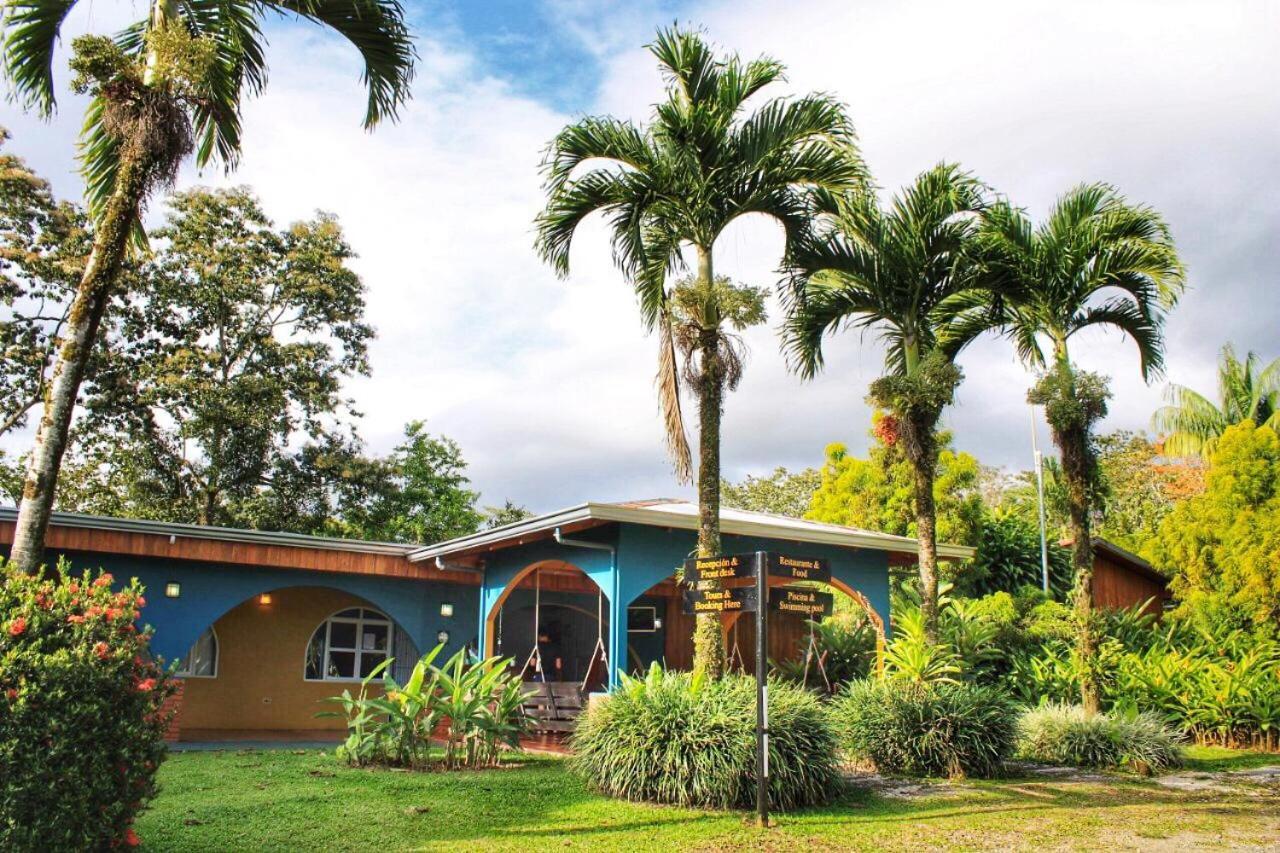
<box><xmin>164</xmin><ymin>582</ymin><xmax>181</xmax><ymax>599</ymax></box>
<box><xmin>436</xmin><ymin>630</ymin><xmax>450</xmax><ymax>645</ymax></box>
<box><xmin>258</xmin><ymin>593</ymin><xmax>273</xmax><ymax>606</ymax></box>
<box><xmin>439</xmin><ymin>602</ymin><xmax>454</xmax><ymax>618</ymax></box>
<box><xmin>653</xmin><ymin>617</ymin><xmax>664</xmax><ymax>630</ymax></box>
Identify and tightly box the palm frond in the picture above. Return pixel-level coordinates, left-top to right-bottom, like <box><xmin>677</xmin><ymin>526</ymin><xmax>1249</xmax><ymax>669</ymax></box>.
<box><xmin>656</xmin><ymin>311</ymin><xmax>692</xmax><ymax>483</ymax></box>
<box><xmin>1</xmin><ymin>0</ymin><xmax>77</xmax><ymax>116</ymax></box>
<box><xmin>78</xmin><ymin>94</ymin><xmax>147</xmax><ymax>251</ymax></box>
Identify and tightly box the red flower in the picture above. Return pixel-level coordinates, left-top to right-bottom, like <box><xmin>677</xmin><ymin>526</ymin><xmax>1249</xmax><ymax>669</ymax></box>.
<box><xmin>94</xmin><ymin>641</ymin><xmax>110</xmax><ymax>660</ymax></box>
<box><xmin>68</xmin><ymin>582</ymin><xmax>79</xmax><ymax>594</ymax></box>
<box><xmin>67</xmin><ymin>614</ymin><xmax>86</xmax><ymax>625</ymax></box>
<box><xmin>5</xmin><ymin>689</ymin><xmax>16</xmax><ymax>702</ymax></box>
<box><xmin>105</xmin><ymin>608</ymin><xmax>120</xmax><ymax>621</ymax></box>
<box><xmin>136</xmin><ymin>596</ymin><xmax>146</xmax><ymax>608</ymax></box>
<box><xmin>94</xmin><ymin>574</ymin><xmax>114</xmax><ymax>588</ymax></box>
<box><xmin>124</xmin><ymin>828</ymin><xmax>140</xmax><ymax>847</ymax></box>
<box><xmin>7</xmin><ymin>617</ymin><xmax>26</xmax><ymax>637</ymax></box>
<box><xmin>136</xmin><ymin>678</ymin><xmax>156</xmax><ymax>692</ymax></box>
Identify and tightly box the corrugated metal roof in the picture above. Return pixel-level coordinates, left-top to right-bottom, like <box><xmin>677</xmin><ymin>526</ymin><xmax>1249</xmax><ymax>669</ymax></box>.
<box><xmin>0</xmin><ymin>507</ymin><xmax>417</xmax><ymax>556</ymax></box>
<box><xmin>409</xmin><ymin>499</ymin><xmax>976</xmax><ymax>562</ymax></box>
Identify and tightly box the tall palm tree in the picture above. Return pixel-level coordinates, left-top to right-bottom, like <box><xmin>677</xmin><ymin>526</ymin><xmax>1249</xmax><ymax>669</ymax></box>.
<box><xmin>975</xmin><ymin>184</ymin><xmax>1184</xmax><ymax>713</ymax></box>
<box><xmin>1</xmin><ymin>0</ymin><xmax>415</xmax><ymax>573</ymax></box>
<box><xmin>535</xmin><ymin>26</ymin><xmax>867</xmax><ymax>678</ymax></box>
<box><xmin>783</xmin><ymin>164</ymin><xmax>991</xmax><ymax>643</ymax></box>
<box><xmin>1153</xmin><ymin>344</ymin><xmax>1280</xmax><ymax>459</ymax></box>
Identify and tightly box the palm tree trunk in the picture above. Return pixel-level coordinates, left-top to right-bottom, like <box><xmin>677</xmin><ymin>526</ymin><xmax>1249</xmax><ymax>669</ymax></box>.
<box><xmin>1053</xmin><ymin>417</ymin><xmax>1100</xmax><ymax>714</ymax></box>
<box><xmin>691</xmin><ymin>246</ymin><xmax>726</xmax><ymax>680</ymax></box>
<box><xmin>901</xmin><ymin>410</ymin><xmax>941</xmax><ymax>644</ymax></box>
<box><xmin>9</xmin><ymin>149</ymin><xmax>150</xmax><ymax>574</ymax></box>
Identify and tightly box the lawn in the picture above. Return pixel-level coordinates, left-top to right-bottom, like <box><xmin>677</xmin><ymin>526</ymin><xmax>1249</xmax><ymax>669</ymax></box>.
<box><xmin>135</xmin><ymin>746</ymin><xmax>1280</xmax><ymax>851</ymax></box>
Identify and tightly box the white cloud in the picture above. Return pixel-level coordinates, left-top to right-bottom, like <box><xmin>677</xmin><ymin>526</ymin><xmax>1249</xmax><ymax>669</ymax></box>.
<box><xmin>1</xmin><ymin>1</ymin><xmax>1277</xmax><ymax>514</ymax></box>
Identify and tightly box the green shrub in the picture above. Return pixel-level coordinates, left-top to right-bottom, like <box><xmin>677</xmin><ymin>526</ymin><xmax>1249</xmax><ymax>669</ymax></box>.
<box><xmin>571</xmin><ymin>664</ymin><xmax>840</xmax><ymax>810</ymax></box>
<box><xmin>1016</xmin><ymin>704</ymin><xmax>1183</xmax><ymax>772</ymax></box>
<box><xmin>831</xmin><ymin>679</ymin><xmax>1017</xmax><ymax>778</ymax></box>
<box><xmin>0</xmin><ymin>561</ymin><xmax>175</xmax><ymax>850</ymax></box>
<box><xmin>322</xmin><ymin>645</ymin><xmax>530</xmax><ymax>770</ymax></box>
<box><xmin>771</xmin><ymin>612</ymin><xmax>876</xmax><ymax>693</ymax></box>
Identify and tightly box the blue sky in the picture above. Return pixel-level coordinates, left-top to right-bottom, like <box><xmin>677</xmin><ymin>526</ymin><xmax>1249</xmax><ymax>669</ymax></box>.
<box><xmin>1</xmin><ymin>0</ymin><xmax>1278</xmax><ymax>512</ymax></box>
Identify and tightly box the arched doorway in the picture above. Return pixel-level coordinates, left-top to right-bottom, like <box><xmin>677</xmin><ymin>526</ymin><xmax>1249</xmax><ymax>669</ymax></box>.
<box><xmin>485</xmin><ymin>560</ymin><xmax>611</xmax><ymax>691</ymax></box>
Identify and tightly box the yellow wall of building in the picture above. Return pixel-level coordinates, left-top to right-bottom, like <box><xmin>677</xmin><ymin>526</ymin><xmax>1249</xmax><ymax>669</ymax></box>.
<box><xmin>180</xmin><ymin>586</ymin><xmax>385</xmax><ymax>733</ymax></box>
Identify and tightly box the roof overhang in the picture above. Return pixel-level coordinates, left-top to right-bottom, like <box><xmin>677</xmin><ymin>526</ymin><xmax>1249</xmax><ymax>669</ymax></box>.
<box><xmin>409</xmin><ymin>502</ymin><xmax>976</xmax><ymax>564</ymax></box>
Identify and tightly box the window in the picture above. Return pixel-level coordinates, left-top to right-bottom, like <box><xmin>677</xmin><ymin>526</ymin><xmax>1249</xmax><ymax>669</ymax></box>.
<box><xmin>175</xmin><ymin>627</ymin><xmax>218</xmax><ymax>678</ymax></box>
<box><xmin>305</xmin><ymin>608</ymin><xmax>408</xmax><ymax>682</ymax></box>
<box><xmin>627</xmin><ymin>606</ymin><xmax>657</xmax><ymax>632</ymax></box>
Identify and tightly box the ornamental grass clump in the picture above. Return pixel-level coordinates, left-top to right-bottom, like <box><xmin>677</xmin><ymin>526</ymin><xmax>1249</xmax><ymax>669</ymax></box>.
<box><xmin>1016</xmin><ymin>703</ymin><xmax>1183</xmax><ymax>773</ymax></box>
<box><xmin>831</xmin><ymin>679</ymin><xmax>1017</xmax><ymax>779</ymax></box>
<box><xmin>0</xmin><ymin>560</ymin><xmax>175</xmax><ymax>850</ymax></box>
<box><xmin>570</xmin><ymin>664</ymin><xmax>840</xmax><ymax>810</ymax></box>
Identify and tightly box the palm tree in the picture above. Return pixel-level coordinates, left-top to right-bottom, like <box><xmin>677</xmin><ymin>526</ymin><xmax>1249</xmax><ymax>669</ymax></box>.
<box><xmin>535</xmin><ymin>26</ymin><xmax>867</xmax><ymax>678</ymax></box>
<box><xmin>1</xmin><ymin>0</ymin><xmax>415</xmax><ymax>573</ymax></box>
<box><xmin>975</xmin><ymin>184</ymin><xmax>1184</xmax><ymax>713</ymax></box>
<box><xmin>782</xmin><ymin>164</ymin><xmax>991</xmax><ymax>643</ymax></box>
<box><xmin>1153</xmin><ymin>344</ymin><xmax>1280</xmax><ymax>459</ymax></box>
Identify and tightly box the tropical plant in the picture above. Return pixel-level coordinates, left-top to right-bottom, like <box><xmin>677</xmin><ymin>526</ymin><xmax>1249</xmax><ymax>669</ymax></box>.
<box><xmin>0</xmin><ymin>560</ymin><xmax>175</xmax><ymax>849</ymax></box>
<box><xmin>321</xmin><ymin>646</ymin><xmax>532</xmax><ymax>771</ymax></box>
<box><xmin>831</xmin><ymin>679</ymin><xmax>1018</xmax><ymax>779</ymax></box>
<box><xmin>0</xmin><ymin>0</ymin><xmax>415</xmax><ymax>574</ymax></box>
<box><xmin>974</xmin><ymin>184</ymin><xmax>1185</xmax><ymax>712</ymax></box>
<box><xmin>1153</xmin><ymin>344</ymin><xmax>1280</xmax><ymax>459</ymax></box>
<box><xmin>784</xmin><ymin>164</ymin><xmax>993</xmax><ymax>642</ymax></box>
<box><xmin>1016</xmin><ymin>703</ymin><xmax>1183</xmax><ymax>773</ymax></box>
<box><xmin>770</xmin><ymin>612</ymin><xmax>876</xmax><ymax>693</ymax></box>
<box><xmin>721</xmin><ymin>466</ymin><xmax>821</xmax><ymax>519</ymax></box>
<box><xmin>964</xmin><ymin>509</ymin><xmax>1072</xmax><ymax>597</ymax></box>
<box><xmin>882</xmin><ymin>609</ymin><xmax>962</xmax><ymax>684</ymax></box>
<box><xmin>570</xmin><ymin>664</ymin><xmax>840</xmax><ymax>810</ymax></box>
<box><xmin>535</xmin><ymin>26</ymin><xmax>868</xmax><ymax>677</ymax></box>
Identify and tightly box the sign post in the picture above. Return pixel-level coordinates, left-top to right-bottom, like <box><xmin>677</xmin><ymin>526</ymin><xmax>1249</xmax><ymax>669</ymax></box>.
<box><xmin>754</xmin><ymin>550</ymin><xmax>769</xmax><ymax>828</ymax></box>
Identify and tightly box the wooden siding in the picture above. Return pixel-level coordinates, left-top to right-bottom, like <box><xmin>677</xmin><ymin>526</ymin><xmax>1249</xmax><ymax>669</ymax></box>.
<box><xmin>1093</xmin><ymin>552</ymin><xmax>1169</xmax><ymax>615</ymax></box>
<box><xmin>0</xmin><ymin>520</ymin><xmax>477</xmax><ymax>585</ymax></box>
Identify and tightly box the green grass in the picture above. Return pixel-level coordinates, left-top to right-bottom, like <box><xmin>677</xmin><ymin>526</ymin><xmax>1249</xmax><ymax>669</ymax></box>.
<box><xmin>1183</xmin><ymin>744</ymin><xmax>1280</xmax><ymax>772</ymax></box>
<box><xmin>135</xmin><ymin>748</ymin><xmax>1280</xmax><ymax>851</ymax></box>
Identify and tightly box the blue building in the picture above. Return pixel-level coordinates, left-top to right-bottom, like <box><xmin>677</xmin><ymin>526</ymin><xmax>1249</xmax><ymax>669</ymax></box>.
<box><xmin>1</xmin><ymin>501</ymin><xmax>971</xmax><ymax>740</ymax></box>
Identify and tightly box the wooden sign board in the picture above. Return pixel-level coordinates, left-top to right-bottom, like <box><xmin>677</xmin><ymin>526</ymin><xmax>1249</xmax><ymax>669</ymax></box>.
<box><xmin>683</xmin><ymin>553</ymin><xmax>755</xmax><ymax>584</ymax></box>
<box><xmin>767</xmin><ymin>554</ymin><xmax>830</xmax><ymax>584</ymax></box>
<box><xmin>769</xmin><ymin>586</ymin><xmax>834</xmax><ymax>618</ymax></box>
<box><xmin>682</xmin><ymin>585</ymin><xmax>759</xmax><ymax>615</ymax></box>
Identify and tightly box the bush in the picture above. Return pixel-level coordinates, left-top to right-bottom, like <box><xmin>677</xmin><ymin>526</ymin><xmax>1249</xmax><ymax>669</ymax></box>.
<box><xmin>571</xmin><ymin>664</ymin><xmax>840</xmax><ymax>810</ymax></box>
<box><xmin>1016</xmin><ymin>704</ymin><xmax>1183</xmax><ymax>773</ymax></box>
<box><xmin>0</xmin><ymin>560</ymin><xmax>174</xmax><ymax>849</ymax></box>
<box><xmin>322</xmin><ymin>645</ymin><xmax>530</xmax><ymax>770</ymax></box>
<box><xmin>771</xmin><ymin>611</ymin><xmax>876</xmax><ymax>693</ymax></box>
<box><xmin>831</xmin><ymin>679</ymin><xmax>1017</xmax><ymax>779</ymax></box>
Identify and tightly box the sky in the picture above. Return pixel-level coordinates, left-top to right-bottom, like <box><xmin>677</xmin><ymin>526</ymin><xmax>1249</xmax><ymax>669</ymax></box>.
<box><xmin>1</xmin><ymin>0</ymin><xmax>1277</xmax><ymax>514</ymax></box>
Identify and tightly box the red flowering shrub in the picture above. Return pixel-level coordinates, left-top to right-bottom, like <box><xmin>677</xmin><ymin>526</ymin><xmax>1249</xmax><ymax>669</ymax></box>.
<box><xmin>0</xmin><ymin>560</ymin><xmax>175</xmax><ymax>849</ymax></box>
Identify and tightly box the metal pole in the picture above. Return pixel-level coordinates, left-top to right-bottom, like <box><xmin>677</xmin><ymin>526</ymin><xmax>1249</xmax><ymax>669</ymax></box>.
<box><xmin>755</xmin><ymin>550</ymin><xmax>769</xmax><ymax>828</ymax></box>
<box><xmin>1031</xmin><ymin>408</ymin><xmax>1050</xmax><ymax>594</ymax></box>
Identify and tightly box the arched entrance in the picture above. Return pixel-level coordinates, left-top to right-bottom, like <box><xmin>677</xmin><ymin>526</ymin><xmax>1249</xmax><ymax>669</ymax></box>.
<box><xmin>484</xmin><ymin>560</ymin><xmax>611</xmax><ymax>691</ymax></box>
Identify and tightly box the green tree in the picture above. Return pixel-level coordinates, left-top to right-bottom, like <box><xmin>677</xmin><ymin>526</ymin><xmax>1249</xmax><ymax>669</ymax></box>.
<box><xmin>1153</xmin><ymin>344</ymin><xmax>1280</xmax><ymax>460</ymax></box>
<box><xmin>1146</xmin><ymin>421</ymin><xmax>1280</xmax><ymax>638</ymax></box>
<box><xmin>721</xmin><ymin>466</ymin><xmax>820</xmax><ymax>519</ymax></box>
<box><xmin>977</xmin><ymin>185</ymin><xmax>1184</xmax><ymax>712</ymax></box>
<box><xmin>0</xmin><ymin>0</ymin><xmax>415</xmax><ymax>573</ymax></box>
<box><xmin>805</xmin><ymin>414</ymin><xmax>983</xmax><ymax>548</ymax></box>
<box><xmin>783</xmin><ymin>164</ymin><xmax>992</xmax><ymax>642</ymax></box>
<box><xmin>962</xmin><ymin>509</ymin><xmax>1072</xmax><ymax>598</ymax></box>
<box><xmin>58</xmin><ymin>187</ymin><xmax>372</xmax><ymax>528</ymax></box>
<box><xmin>334</xmin><ymin>421</ymin><xmax>482</xmax><ymax>545</ymax></box>
<box><xmin>483</xmin><ymin>500</ymin><xmax>534</xmax><ymax>529</ymax></box>
<box><xmin>535</xmin><ymin>26</ymin><xmax>867</xmax><ymax>678</ymax></box>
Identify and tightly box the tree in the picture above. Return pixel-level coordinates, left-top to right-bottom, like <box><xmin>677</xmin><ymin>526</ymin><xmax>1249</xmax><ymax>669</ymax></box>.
<box><xmin>976</xmin><ymin>184</ymin><xmax>1184</xmax><ymax>712</ymax></box>
<box><xmin>0</xmin><ymin>129</ymin><xmax>105</xmax><ymax>437</ymax></box>
<box><xmin>535</xmin><ymin>26</ymin><xmax>867</xmax><ymax>678</ymax></box>
<box><xmin>1152</xmin><ymin>344</ymin><xmax>1280</xmax><ymax>459</ymax></box>
<box><xmin>333</xmin><ymin>421</ymin><xmax>483</xmax><ymax>545</ymax></box>
<box><xmin>962</xmin><ymin>509</ymin><xmax>1072</xmax><ymax>598</ymax></box>
<box><xmin>721</xmin><ymin>467</ymin><xmax>820</xmax><ymax>519</ymax></box>
<box><xmin>783</xmin><ymin>164</ymin><xmax>992</xmax><ymax>642</ymax></box>
<box><xmin>483</xmin><ymin>500</ymin><xmax>534</xmax><ymax>529</ymax></box>
<box><xmin>805</xmin><ymin>414</ymin><xmax>983</xmax><ymax>549</ymax></box>
<box><xmin>1146</xmin><ymin>421</ymin><xmax>1280</xmax><ymax>638</ymax></box>
<box><xmin>64</xmin><ymin>187</ymin><xmax>373</xmax><ymax>527</ymax></box>
<box><xmin>0</xmin><ymin>0</ymin><xmax>415</xmax><ymax>573</ymax></box>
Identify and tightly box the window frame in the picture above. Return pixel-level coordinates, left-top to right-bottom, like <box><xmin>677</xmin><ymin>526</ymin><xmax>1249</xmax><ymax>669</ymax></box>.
<box><xmin>303</xmin><ymin>607</ymin><xmax>395</xmax><ymax>683</ymax></box>
<box><xmin>174</xmin><ymin>626</ymin><xmax>219</xmax><ymax>679</ymax></box>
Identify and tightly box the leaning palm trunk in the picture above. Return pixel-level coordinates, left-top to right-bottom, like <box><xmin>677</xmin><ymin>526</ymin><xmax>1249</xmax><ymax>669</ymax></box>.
<box><xmin>10</xmin><ymin>145</ymin><xmax>155</xmax><ymax>573</ymax></box>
